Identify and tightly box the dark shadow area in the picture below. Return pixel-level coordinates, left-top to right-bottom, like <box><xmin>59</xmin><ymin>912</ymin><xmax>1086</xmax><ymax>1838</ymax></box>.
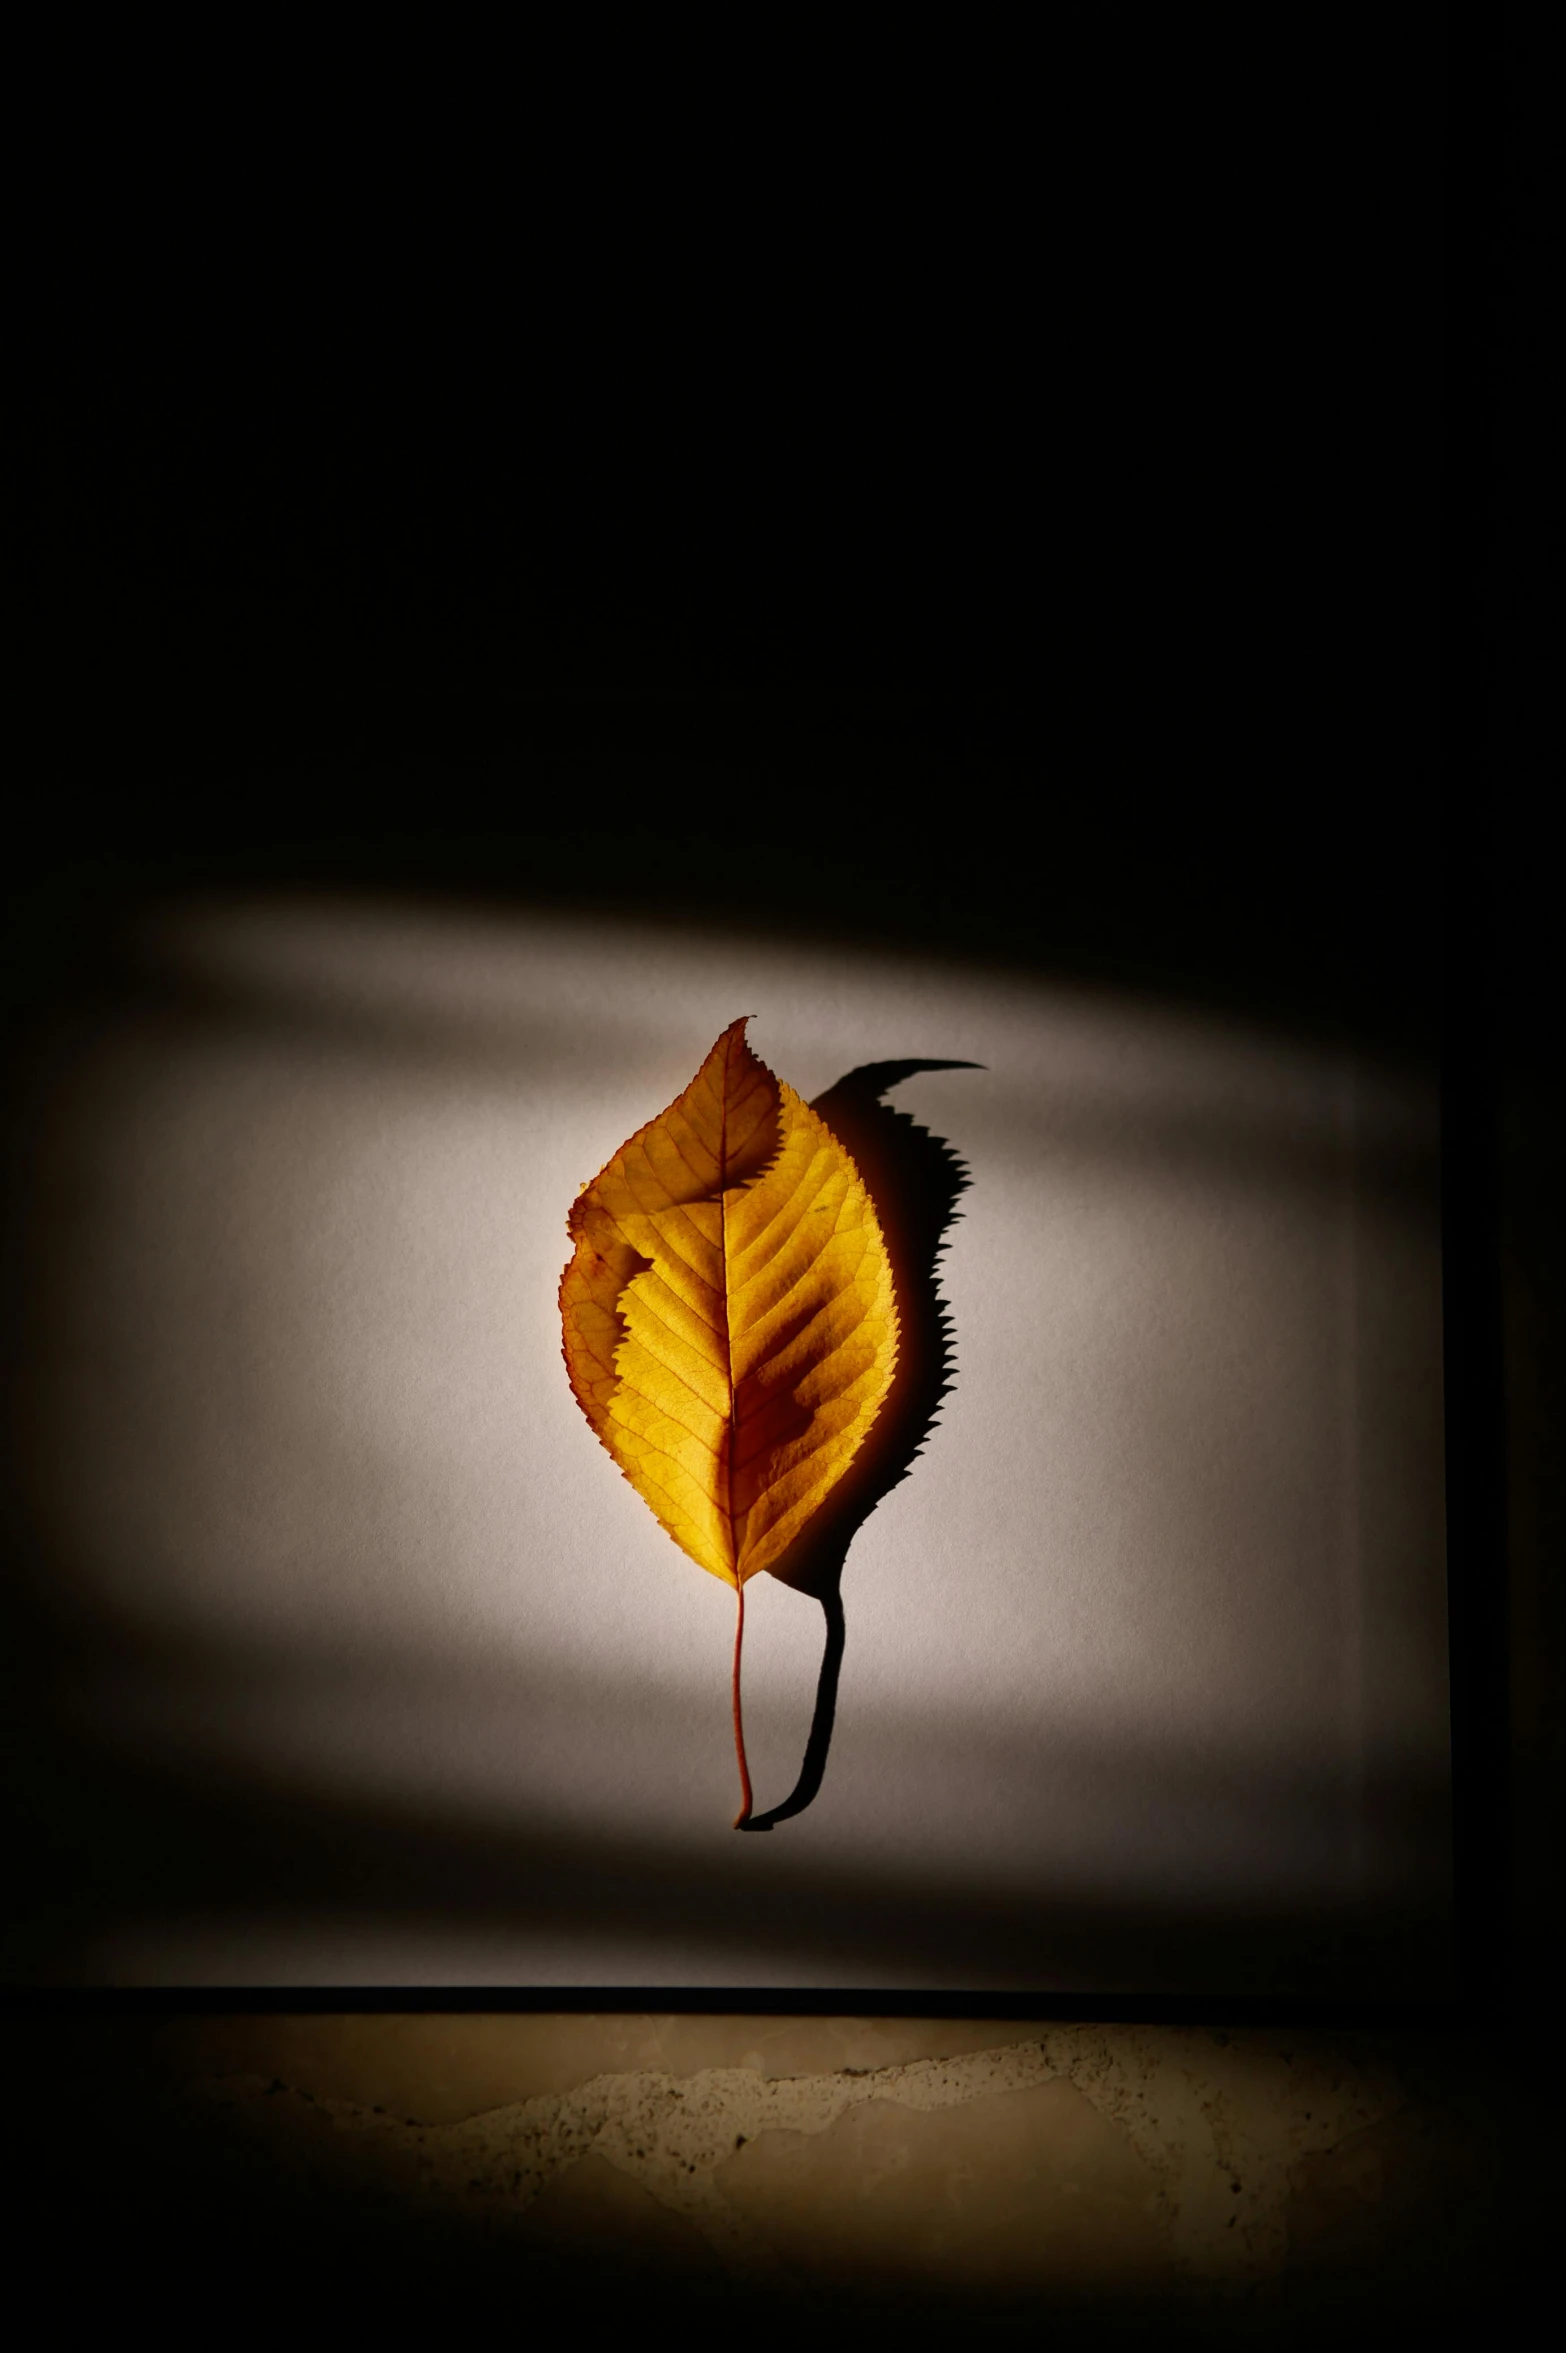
<box><xmin>0</xmin><ymin>1592</ymin><xmax>1455</xmax><ymax>2005</ymax></box>
<box><xmin>743</xmin><ymin>1061</ymin><xmax>978</xmax><ymax>1830</ymax></box>
<box><xmin>7</xmin><ymin>16</ymin><xmax>1442</xmax><ymax>1078</ymax></box>
<box><xmin>0</xmin><ymin>1744</ymin><xmax>1458</xmax><ymax>2005</ymax></box>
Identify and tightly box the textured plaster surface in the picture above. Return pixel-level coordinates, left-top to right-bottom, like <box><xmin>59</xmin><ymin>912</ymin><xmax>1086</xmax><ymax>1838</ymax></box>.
<box><xmin>178</xmin><ymin>2015</ymin><xmax>1412</xmax><ymax>2301</ymax></box>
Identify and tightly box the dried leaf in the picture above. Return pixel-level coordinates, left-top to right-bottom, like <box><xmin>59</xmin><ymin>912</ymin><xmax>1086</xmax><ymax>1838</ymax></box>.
<box><xmin>560</xmin><ymin>1018</ymin><xmax>899</xmax><ymax>1820</ymax></box>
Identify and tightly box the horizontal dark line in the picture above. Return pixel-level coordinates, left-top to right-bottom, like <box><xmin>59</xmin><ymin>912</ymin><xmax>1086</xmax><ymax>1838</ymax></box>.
<box><xmin>0</xmin><ymin>1990</ymin><xmax>1473</xmax><ymax>2027</ymax></box>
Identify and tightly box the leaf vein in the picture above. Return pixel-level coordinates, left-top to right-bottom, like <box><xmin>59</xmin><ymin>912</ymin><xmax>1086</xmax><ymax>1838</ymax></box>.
<box><xmin>615</xmin><ymin>1385</ymin><xmax>725</xmax><ymax>1458</ymax></box>
<box><xmin>624</xmin><ymin>1289</ymin><xmax>729</xmax><ymax>1380</ymax></box>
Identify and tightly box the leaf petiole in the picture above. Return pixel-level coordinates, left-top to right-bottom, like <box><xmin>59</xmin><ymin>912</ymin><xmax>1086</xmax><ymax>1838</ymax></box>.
<box><xmin>731</xmin><ymin>1577</ymin><xmax>753</xmax><ymax>1830</ymax></box>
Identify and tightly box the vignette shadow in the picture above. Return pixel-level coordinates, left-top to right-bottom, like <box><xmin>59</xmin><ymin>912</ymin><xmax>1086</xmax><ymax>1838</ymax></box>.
<box><xmin>740</xmin><ymin>1058</ymin><xmax>979</xmax><ymax>1831</ymax></box>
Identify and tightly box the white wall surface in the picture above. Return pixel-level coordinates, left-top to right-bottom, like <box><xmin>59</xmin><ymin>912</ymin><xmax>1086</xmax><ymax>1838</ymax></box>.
<box><xmin>21</xmin><ymin>895</ymin><xmax>1451</xmax><ymax>1990</ymax></box>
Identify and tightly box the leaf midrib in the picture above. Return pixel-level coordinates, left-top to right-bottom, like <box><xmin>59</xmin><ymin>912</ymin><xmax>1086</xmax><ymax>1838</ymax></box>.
<box><xmin>719</xmin><ymin>1025</ymin><xmax>739</xmax><ymax>1580</ymax></box>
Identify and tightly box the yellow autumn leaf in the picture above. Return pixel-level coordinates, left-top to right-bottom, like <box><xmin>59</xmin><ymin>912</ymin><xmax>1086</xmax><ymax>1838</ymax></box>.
<box><xmin>559</xmin><ymin>1017</ymin><xmax>899</xmax><ymax>1822</ymax></box>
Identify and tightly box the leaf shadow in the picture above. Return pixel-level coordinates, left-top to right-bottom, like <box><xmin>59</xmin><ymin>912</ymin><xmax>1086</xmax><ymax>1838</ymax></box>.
<box><xmin>740</xmin><ymin>1058</ymin><xmax>979</xmax><ymax>1831</ymax></box>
